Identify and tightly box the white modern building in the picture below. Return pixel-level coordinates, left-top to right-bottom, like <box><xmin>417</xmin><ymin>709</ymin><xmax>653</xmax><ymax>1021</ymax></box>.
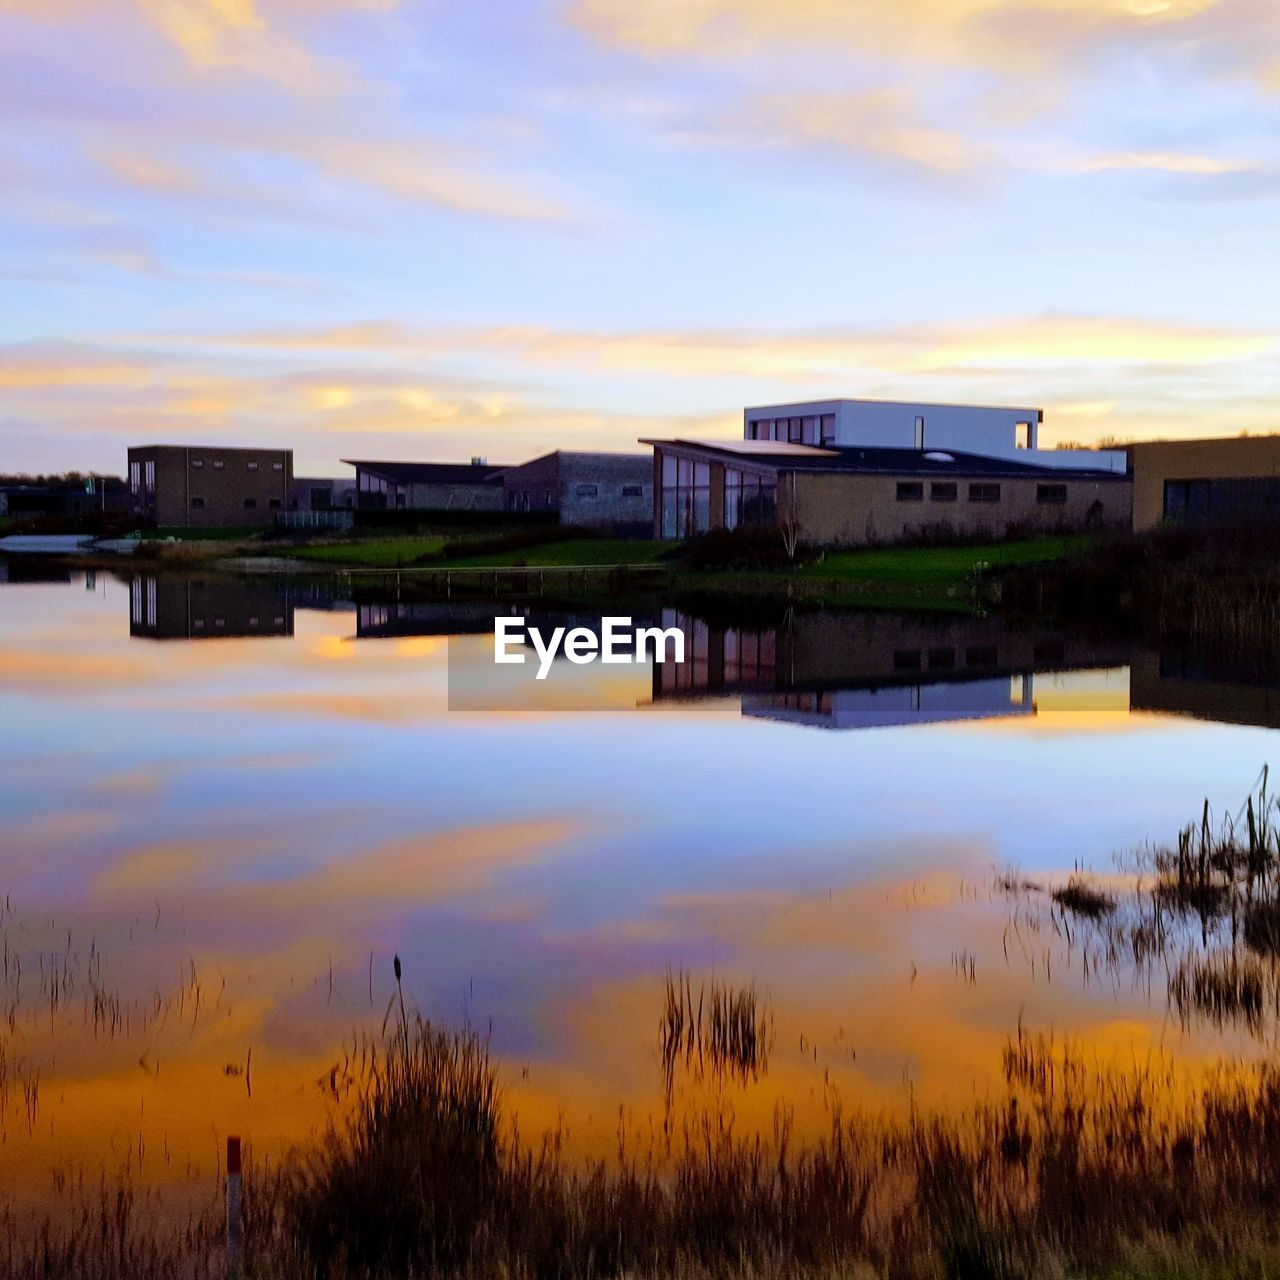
<box><xmin>743</xmin><ymin>399</ymin><xmax>1128</xmax><ymax>474</ymax></box>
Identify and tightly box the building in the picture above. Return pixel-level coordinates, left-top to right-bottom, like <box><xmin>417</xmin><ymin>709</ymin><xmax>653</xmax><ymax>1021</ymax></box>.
<box><xmin>745</xmin><ymin>399</ymin><xmax>1128</xmax><ymax>474</ymax></box>
<box><xmin>642</xmin><ymin>438</ymin><xmax>1131</xmax><ymax>544</ymax></box>
<box><xmin>127</xmin><ymin>445</ymin><xmax>292</xmax><ymax>528</ymax></box>
<box><xmin>128</xmin><ymin>574</ymin><xmax>294</xmax><ymax>639</ymax></box>
<box><xmin>292</xmin><ymin>476</ymin><xmax>356</xmax><ymax>512</ymax></box>
<box><xmin>1128</xmin><ymin>435</ymin><xmax>1280</xmax><ymax>532</ymax></box>
<box><xmin>344</xmin><ymin>459</ymin><xmax>508</xmax><ymax>511</ymax></box>
<box><xmin>501</xmin><ymin>451</ymin><xmax>651</xmax><ymax>529</ymax></box>
<box><xmin>0</xmin><ymin>480</ymin><xmax>127</xmax><ymax>520</ymax></box>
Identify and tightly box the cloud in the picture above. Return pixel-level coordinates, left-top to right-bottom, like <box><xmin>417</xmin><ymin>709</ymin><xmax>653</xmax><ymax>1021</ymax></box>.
<box><xmin>698</xmin><ymin>88</ymin><xmax>993</xmax><ymax>183</ymax></box>
<box><xmin>1081</xmin><ymin>149</ymin><xmax>1256</xmax><ymax>175</ymax></box>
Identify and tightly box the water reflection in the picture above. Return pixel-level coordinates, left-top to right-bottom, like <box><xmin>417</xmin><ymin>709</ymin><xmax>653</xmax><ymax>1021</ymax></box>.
<box><xmin>4</xmin><ymin>566</ymin><xmax>1280</xmax><ymax>1216</ymax></box>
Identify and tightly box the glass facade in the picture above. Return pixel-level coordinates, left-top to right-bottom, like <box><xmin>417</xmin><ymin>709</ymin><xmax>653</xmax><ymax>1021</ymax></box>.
<box><xmin>724</xmin><ymin>468</ymin><xmax>777</xmax><ymax>529</ymax></box>
<box><xmin>660</xmin><ymin>455</ymin><xmax>711</xmax><ymax>538</ymax></box>
<box><xmin>746</xmin><ymin>414</ymin><xmax>835</xmax><ymax>445</ymax></box>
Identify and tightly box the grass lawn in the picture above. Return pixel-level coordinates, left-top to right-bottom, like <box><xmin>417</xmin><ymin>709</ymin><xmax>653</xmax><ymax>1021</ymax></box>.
<box><xmin>436</xmin><ymin>538</ymin><xmax>671</xmax><ymax>568</ymax></box>
<box><xmin>286</xmin><ymin>537</ymin><xmax>447</xmax><ymax>567</ymax></box>
<box><xmin>800</xmin><ymin>534</ymin><xmax>1097</xmax><ymax>586</ymax></box>
<box><xmin>141</xmin><ymin>526</ymin><xmax>264</xmax><ymax>542</ymax></box>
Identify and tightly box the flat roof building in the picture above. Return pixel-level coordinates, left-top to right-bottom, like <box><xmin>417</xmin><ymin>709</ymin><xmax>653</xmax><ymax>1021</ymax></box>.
<box><xmin>127</xmin><ymin>445</ymin><xmax>292</xmax><ymax>528</ymax></box>
<box><xmin>744</xmin><ymin>399</ymin><xmax>1128</xmax><ymax>474</ymax></box>
<box><xmin>501</xmin><ymin>451</ymin><xmax>651</xmax><ymax>529</ymax></box>
<box><xmin>344</xmin><ymin>459</ymin><xmax>508</xmax><ymax>511</ymax></box>
<box><xmin>1128</xmin><ymin>435</ymin><xmax>1280</xmax><ymax>532</ymax></box>
<box><xmin>642</xmin><ymin>438</ymin><xmax>1131</xmax><ymax>545</ymax></box>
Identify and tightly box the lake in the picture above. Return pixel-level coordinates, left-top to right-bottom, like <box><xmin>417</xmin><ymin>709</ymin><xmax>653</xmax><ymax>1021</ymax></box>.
<box><xmin>0</xmin><ymin>565</ymin><xmax>1277</xmax><ymax>1213</ymax></box>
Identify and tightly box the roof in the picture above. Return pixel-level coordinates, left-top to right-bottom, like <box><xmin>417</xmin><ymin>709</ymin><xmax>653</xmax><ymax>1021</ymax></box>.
<box><xmin>743</xmin><ymin>397</ymin><xmax>1043</xmax><ymax>417</ymax></box>
<box><xmin>639</xmin><ymin>438</ymin><xmax>1125</xmax><ymax>480</ymax></box>
<box><xmin>342</xmin><ymin>459</ymin><xmax>509</xmax><ymax>484</ymax></box>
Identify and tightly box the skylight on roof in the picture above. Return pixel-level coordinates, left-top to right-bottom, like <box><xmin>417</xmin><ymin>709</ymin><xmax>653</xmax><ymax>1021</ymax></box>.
<box><xmin>924</xmin><ymin>451</ymin><xmax>955</xmax><ymax>462</ymax></box>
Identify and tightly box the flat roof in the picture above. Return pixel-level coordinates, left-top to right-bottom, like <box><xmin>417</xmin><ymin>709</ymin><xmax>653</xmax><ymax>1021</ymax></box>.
<box><xmin>743</xmin><ymin>398</ymin><xmax>1043</xmax><ymax>416</ymax></box>
<box><xmin>343</xmin><ymin>459</ymin><xmax>509</xmax><ymax>484</ymax></box>
<box><xmin>642</xmin><ymin>438</ymin><xmax>1124</xmax><ymax>480</ymax></box>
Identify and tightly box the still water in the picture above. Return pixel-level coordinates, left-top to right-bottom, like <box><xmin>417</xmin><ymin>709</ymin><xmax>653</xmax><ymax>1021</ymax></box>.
<box><xmin>0</xmin><ymin>566</ymin><xmax>1278</xmax><ymax>1208</ymax></box>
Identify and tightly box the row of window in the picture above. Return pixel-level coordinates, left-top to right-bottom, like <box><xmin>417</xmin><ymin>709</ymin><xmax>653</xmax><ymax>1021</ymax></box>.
<box><xmin>894</xmin><ymin>481</ymin><xmax>1069</xmax><ymax>504</ymax></box>
<box><xmin>891</xmin><ymin>639</ymin><xmax>1066</xmax><ymax>672</ymax></box>
<box><xmin>747</xmin><ymin>414</ymin><xmax>836</xmax><ymax>446</ymax></box>
<box><xmin>189</xmin><ymin>497</ymin><xmax>281</xmax><ymax>510</ymax></box>
<box><xmin>190</xmin><ymin>459</ymin><xmax>284</xmax><ymax>472</ymax></box>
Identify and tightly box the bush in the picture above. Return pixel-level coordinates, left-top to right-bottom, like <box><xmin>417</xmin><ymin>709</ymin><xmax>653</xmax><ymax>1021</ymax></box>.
<box><xmin>681</xmin><ymin>527</ymin><xmax>814</xmax><ymax>570</ymax></box>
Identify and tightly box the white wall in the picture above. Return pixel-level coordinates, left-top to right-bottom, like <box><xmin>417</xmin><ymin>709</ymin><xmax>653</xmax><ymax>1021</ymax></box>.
<box><xmin>744</xmin><ymin>399</ymin><xmax>1128</xmax><ymax>474</ymax></box>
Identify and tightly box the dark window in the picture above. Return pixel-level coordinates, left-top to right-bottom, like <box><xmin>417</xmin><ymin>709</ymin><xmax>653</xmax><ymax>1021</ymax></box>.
<box><xmin>723</xmin><ymin>468</ymin><xmax>777</xmax><ymax>530</ymax></box>
<box><xmin>896</xmin><ymin>482</ymin><xmax>924</xmax><ymax>502</ymax></box>
<box><xmin>927</xmin><ymin>648</ymin><xmax>956</xmax><ymax>669</ymax></box>
<box><xmin>1033</xmin><ymin>640</ymin><xmax>1066</xmax><ymax>663</ymax></box>
<box><xmin>893</xmin><ymin>649</ymin><xmax>922</xmax><ymax>671</ymax></box>
<box><xmin>190</xmin><ymin>497</ymin><xmax>205</xmax><ymax>509</ymax></box>
<box><xmin>621</xmin><ymin>484</ymin><xmax>643</xmax><ymax>497</ymax></box>
<box><xmin>395</xmin><ymin>492</ymin><xmax>406</xmax><ymax>508</ymax></box>
<box><xmin>966</xmin><ymin>645</ymin><xmax>998</xmax><ymax>667</ymax></box>
<box><xmin>820</xmin><ymin>413</ymin><xmax>836</xmax><ymax>444</ymax></box>
<box><xmin>575</xmin><ymin>484</ymin><xmax>598</xmax><ymax>497</ymax></box>
<box><xmin>244</xmin><ymin>498</ymin><xmax>257</xmax><ymax>510</ymax></box>
<box><xmin>1037</xmin><ymin>483</ymin><xmax>1068</xmax><ymax>504</ymax></box>
<box><xmin>930</xmin><ymin>482</ymin><xmax>957</xmax><ymax>502</ymax></box>
<box><xmin>660</xmin><ymin>455</ymin><xmax>714</xmax><ymax>538</ymax></box>
<box><xmin>269</xmin><ymin>498</ymin><xmax>282</xmax><ymax>510</ymax></box>
<box><xmin>969</xmin><ymin>483</ymin><xmax>1001</xmax><ymax>503</ymax></box>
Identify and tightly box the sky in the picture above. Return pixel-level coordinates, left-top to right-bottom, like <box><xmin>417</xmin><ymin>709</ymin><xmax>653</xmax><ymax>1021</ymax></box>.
<box><xmin>3</xmin><ymin>0</ymin><xmax>1280</xmax><ymax>477</ymax></box>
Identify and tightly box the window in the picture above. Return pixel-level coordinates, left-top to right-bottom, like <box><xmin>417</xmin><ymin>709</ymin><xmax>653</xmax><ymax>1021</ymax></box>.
<box><xmin>914</xmin><ymin>416</ymin><xmax>925</xmax><ymax>449</ymax></box>
<box><xmin>191</xmin><ymin>459</ymin><xmax>203</xmax><ymax>470</ymax></box>
<box><xmin>269</xmin><ymin>498</ymin><xmax>282</xmax><ymax>510</ymax></box>
<box><xmin>129</xmin><ymin>461</ymin><xmax>140</xmax><ymax>494</ymax></box>
<box><xmin>660</xmin><ymin>454</ymin><xmax>713</xmax><ymax>538</ymax></box>
<box><xmin>1033</xmin><ymin>640</ymin><xmax>1065</xmax><ymax>663</ymax></box>
<box><xmin>144</xmin><ymin>460</ymin><xmax>155</xmax><ymax>491</ymax></box>
<box><xmin>395</xmin><ymin>493</ymin><xmax>406</xmax><ymax>508</ymax></box>
<box><xmin>966</xmin><ymin>645</ymin><xmax>998</xmax><ymax>667</ymax></box>
<box><xmin>247</xmin><ymin>461</ymin><xmax>259</xmax><ymax>471</ymax></box>
<box><xmin>575</xmin><ymin>484</ymin><xmax>598</xmax><ymax>498</ymax></box>
<box><xmin>969</xmin><ymin>483</ymin><xmax>1001</xmax><ymax>503</ymax></box>
<box><xmin>927</xmin><ymin>648</ymin><xmax>956</xmax><ymax>669</ymax></box>
<box><xmin>1037</xmin><ymin>483</ymin><xmax>1068</xmax><ymax>504</ymax></box>
<box><xmin>1015</xmin><ymin>422</ymin><xmax>1032</xmax><ymax>450</ymax></box>
<box><xmin>820</xmin><ymin>413</ymin><xmax>836</xmax><ymax>444</ymax></box>
<box><xmin>191</xmin><ymin>497</ymin><xmax>205</xmax><ymax>508</ymax></box>
<box><xmin>724</xmin><ymin>468</ymin><xmax>777</xmax><ymax>530</ymax></box>
<box><xmin>896</xmin><ymin>481</ymin><xmax>924</xmax><ymax>502</ymax></box>
<box><xmin>788</xmin><ymin>416</ymin><xmax>803</xmax><ymax>444</ymax></box>
<box><xmin>621</xmin><ymin>484</ymin><xmax>644</xmax><ymax>497</ymax></box>
<box><xmin>272</xmin><ymin>462</ymin><xmax>284</xmax><ymax>471</ymax></box>
<box><xmin>244</xmin><ymin>498</ymin><xmax>257</xmax><ymax>510</ymax></box>
<box><xmin>930</xmin><ymin>482</ymin><xmax>957</xmax><ymax>502</ymax></box>
<box><xmin>213</xmin><ymin>460</ymin><xmax>225</xmax><ymax>470</ymax></box>
<box><xmin>893</xmin><ymin>649</ymin><xmax>922</xmax><ymax>671</ymax></box>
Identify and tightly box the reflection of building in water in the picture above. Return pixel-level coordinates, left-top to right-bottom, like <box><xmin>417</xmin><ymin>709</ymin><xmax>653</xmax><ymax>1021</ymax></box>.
<box><xmin>745</xmin><ymin>677</ymin><xmax>1034</xmax><ymax>730</ymax></box>
<box><xmin>655</xmin><ymin>609</ymin><xmax>1128</xmax><ymax>729</ymax></box>
<box><xmin>129</xmin><ymin>575</ymin><xmax>295</xmax><ymax>640</ymax></box>
<box><xmin>1130</xmin><ymin>649</ymin><xmax>1280</xmax><ymax>731</ymax></box>
<box><xmin>357</xmin><ymin>601</ymin><xmax>511</xmax><ymax>638</ymax></box>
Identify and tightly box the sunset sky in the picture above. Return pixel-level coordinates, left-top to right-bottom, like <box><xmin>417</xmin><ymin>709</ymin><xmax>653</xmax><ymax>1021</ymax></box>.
<box><xmin>3</xmin><ymin>0</ymin><xmax>1280</xmax><ymax>476</ymax></box>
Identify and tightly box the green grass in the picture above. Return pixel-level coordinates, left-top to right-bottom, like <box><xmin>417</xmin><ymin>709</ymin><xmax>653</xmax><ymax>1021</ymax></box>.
<box><xmin>436</xmin><ymin>538</ymin><xmax>671</xmax><ymax>568</ymax></box>
<box><xmin>799</xmin><ymin>534</ymin><xmax>1096</xmax><ymax>586</ymax></box>
<box><xmin>286</xmin><ymin>537</ymin><xmax>447</xmax><ymax>567</ymax></box>
<box><xmin>140</xmin><ymin>526</ymin><xmax>263</xmax><ymax>542</ymax></box>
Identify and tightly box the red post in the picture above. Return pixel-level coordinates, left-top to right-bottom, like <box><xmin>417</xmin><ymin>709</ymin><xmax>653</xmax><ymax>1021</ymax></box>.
<box><xmin>226</xmin><ymin>1135</ymin><xmax>243</xmax><ymax>1275</ymax></box>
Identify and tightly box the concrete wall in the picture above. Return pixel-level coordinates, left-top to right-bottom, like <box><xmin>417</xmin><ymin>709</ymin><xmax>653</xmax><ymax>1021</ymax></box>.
<box><xmin>129</xmin><ymin>446</ymin><xmax>292</xmax><ymax>527</ymax></box>
<box><xmin>1129</xmin><ymin>436</ymin><xmax>1280</xmax><ymax>532</ymax></box>
<box><xmin>788</xmin><ymin>471</ymin><xmax>1132</xmax><ymax>546</ymax></box>
<box><xmin>744</xmin><ymin>399</ymin><xmax>1128</xmax><ymax>474</ymax></box>
<box><xmin>504</xmin><ymin>452</ymin><xmax>652</xmax><ymax>526</ymax></box>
